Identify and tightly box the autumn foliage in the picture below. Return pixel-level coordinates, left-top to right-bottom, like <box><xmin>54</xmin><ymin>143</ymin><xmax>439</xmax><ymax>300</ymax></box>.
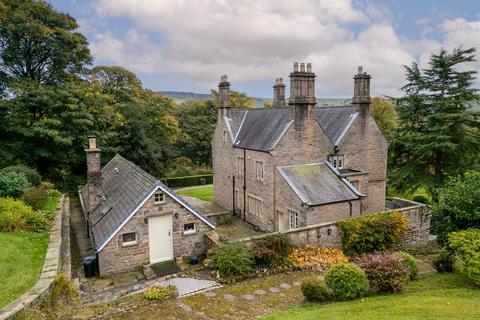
<box><xmin>289</xmin><ymin>245</ymin><xmax>348</xmax><ymax>272</ymax></box>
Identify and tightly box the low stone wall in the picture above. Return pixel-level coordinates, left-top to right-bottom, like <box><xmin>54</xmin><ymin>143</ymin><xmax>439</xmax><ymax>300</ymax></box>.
<box><xmin>236</xmin><ymin>198</ymin><xmax>431</xmax><ymax>250</ymax></box>
<box><xmin>0</xmin><ymin>195</ymin><xmax>68</xmax><ymax>320</ymax></box>
<box><xmin>205</xmin><ymin>211</ymin><xmax>232</xmax><ymax>225</ymax></box>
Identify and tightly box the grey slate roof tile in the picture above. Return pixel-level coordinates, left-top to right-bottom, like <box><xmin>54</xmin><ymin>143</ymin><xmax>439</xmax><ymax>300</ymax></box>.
<box><xmin>80</xmin><ymin>154</ymin><xmax>216</xmax><ymax>252</ymax></box>
<box><xmin>227</xmin><ymin>106</ymin><xmax>357</xmax><ymax>151</ymax></box>
<box><xmin>277</xmin><ymin>161</ymin><xmax>360</xmax><ymax>206</ymax></box>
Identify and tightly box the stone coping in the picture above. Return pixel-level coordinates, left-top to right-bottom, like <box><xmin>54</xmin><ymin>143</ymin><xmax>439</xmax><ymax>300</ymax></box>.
<box><xmin>0</xmin><ymin>195</ymin><xmax>67</xmax><ymax>320</ymax></box>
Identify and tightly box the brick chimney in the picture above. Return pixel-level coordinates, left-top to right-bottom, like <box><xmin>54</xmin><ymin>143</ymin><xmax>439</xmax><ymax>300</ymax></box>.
<box><xmin>288</xmin><ymin>62</ymin><xmax>316</xmax><ymax>130</ymax></box>
<box><xmin>352</xmin><ymin>66</ymin><xmax>371</xmax><ymax>118</ymax></box>
<box><xmin>85</xmin><ymin>135</ymin><xmax>102</xmax><ymax>214</ymax></box>
<box><xmin>218</xmin><ymin>75</ymin><xmax>231</xmax><ymax>118</ymax></box>
<box><xmin>272</xmin><ymin>78</ymin><xmax>286</xmax><ymax>108</ymax></box>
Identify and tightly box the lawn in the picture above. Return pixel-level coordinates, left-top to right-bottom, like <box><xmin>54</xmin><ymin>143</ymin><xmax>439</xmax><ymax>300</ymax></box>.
<box><xmin>262</xmin><ymin>273</ymin><xmax>480</xmax><ymax>320</ymax></box>
<box><xmin>0</xmin><ymin>232</ymin><xmax>50</xmax><ymax>308</ymax></box>
<box><xmin>177</xmin><ymin>185</ymin><xmax>214</xmax><ymax>201</ymax></box>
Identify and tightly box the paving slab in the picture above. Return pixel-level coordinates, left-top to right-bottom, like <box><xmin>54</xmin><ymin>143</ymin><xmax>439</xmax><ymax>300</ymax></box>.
<box><xmin>254</xmin><ymin>289</ymin><xmax>266</xmax><ymax>295</ymax></box>
<box><xmin>223</xmin><ymin>294</ymin><xmax>236</xmax><ymax>302</ymax></box>
<box><xmin>280</xmin><ymin>283</ymin><xmax>292</xmax><ymax>289</ymax></box>
<box><xmin>242</xmin><ymin>294</ymin><xmax>255</xmax><ymax>301</ymax></box>
<box><xmin>268</xmin><ymin>287</ymin><xmax>280</xmax><ymax>293</ymax></box>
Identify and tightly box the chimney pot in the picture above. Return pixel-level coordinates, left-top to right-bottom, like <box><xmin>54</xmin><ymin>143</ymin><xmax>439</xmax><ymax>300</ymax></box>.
<box><xmin>307</xmin><ymin>63</ymin><xmax>312</xmax><ymax>73</ymax></box>
<box><xmin>357</xmin><ymin>66</ymin><xmax>363</xmax><ymax>75</ymax></box>
<box><xmin>88</xmin><ymin>135</ymin><xmax>96</xmax><ymax>149</ymax></box>
<box><xmin>293</xmin><ymin>62</ymin><xmax>299</xmax><ymax>72</ymax></box>
<box><xmin>300</xmin><ymin>63</ymin><xmax>305</xmax><ymax>72</ymax></box>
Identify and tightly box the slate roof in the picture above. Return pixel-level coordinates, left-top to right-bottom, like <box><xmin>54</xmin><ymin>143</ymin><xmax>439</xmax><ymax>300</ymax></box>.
<box><xmin>277</xmin><ymin>161</ymin><xmax>362</xmax><ymax>206</ymax></box>
<box><xmin>226</xmin><ymin>106</ymin><xmax>357</xmax><ymax>151</ymax></box>
<box><xmin>79</xmin><ymin>154</ymin><xmax>216</xmax><ymax>252</ymax></box>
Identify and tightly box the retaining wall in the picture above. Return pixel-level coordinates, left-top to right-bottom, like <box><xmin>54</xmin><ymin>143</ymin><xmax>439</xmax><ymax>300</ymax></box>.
<box><xmin>0</xmin><ymin>195</ymin><xmax>68</xmax><ymax>320</ymax></box>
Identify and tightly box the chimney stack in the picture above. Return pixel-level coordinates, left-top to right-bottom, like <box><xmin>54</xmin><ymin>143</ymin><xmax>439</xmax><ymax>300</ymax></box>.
<box><xmin>288</xmin><ymin>62</ymin><xmax>316</xmax><ymax>129</ymax></box>
<box><xmin>218</xmin><ymin>75</ymin><xmax>231</xmax><ymax>118</ymax></box>
<box><xmin>352</xmin><ymin>66</ymin><xmax>371</xmax><ymax>116</ymax></box>
<box><xmin>85</xmin><ymin>134</ymin><xmax>102</xmax><ymax>214</ymax></box>
<box><xmin>272</xmin><ymin>78</ymin><xmax>286</xmax><ymax>108</ymax></box>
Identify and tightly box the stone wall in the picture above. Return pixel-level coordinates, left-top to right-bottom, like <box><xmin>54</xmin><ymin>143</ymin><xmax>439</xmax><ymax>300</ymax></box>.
<box><xmin>0</xmin><ymin>195</ymin><xmax>67</xmax><ymax>320</ymax></box>
<box><xmin>98</xmin><ymin>190</ymin><xmax>212</xmax><ymax>276</ymax></box>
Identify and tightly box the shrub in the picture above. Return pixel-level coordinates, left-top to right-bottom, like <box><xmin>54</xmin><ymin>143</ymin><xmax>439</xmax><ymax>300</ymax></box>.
<box><xmin>431</xmin><ymin>171</ymin><xmax>480</xmax><ymax>245</ymax></box>
<box><xmin>161</xmin><ymin>174</ymin><xmax>213</xmax><ymax>188</ymax></box>
<box><xmin>433</xmin><ymin>251</ymin><xmax>455</xmax><ymax>273</ymax></box>
<box><xmin>0</xmin><ymin>198</ymin><xmax>49</xmax><ymax>232</ymax></box>
<box><xmin>353</xmin><ymin>252</ymin><xmax>410</xmax><ymax>293</ymax></box>
<box><xmin>289</xmin><ymin>245</ymin><xmax>348</xmax><ymax>272</ymax></box>
<box><xmin>253</xmin><ymin>234</ymin><xmax>292</xmax><ymax>267</ymax></box>
<box><xmin>143</xmin><ymin>285</ymin><xmax>177</xmax><ymax>301</ymax></box>
<box><xmin>412</xmin><ymin>195</ymin><xmax>430</xmax><ymax>204</ymax></box>
<box><xmin>1</xmin><ymin>165</ymin><xmax>41</xmax><ymax>186</ymax></box>
<box><xmin>301</xmin><ymin>279</ymin><xmax>331</xmax><ymax>303</ymax></box>
<box><xmin>211</xmin><ymin>242</ymin><xmax>254</xmax><ymax>281</ymax></box>
<box><xmin>0</xmin><ymin>171</ymin><xmax>31</xmax><ymax>198</ymax></box>
<box><xmin>396</xmin><ymin>251</ymin><xmax>418</xmax><ymax>280</ymax></box>
<box><xmin>325</xmin><ymin>263</ymin><xmax>369</xmax><ymax>301</ymax></box>
<box><xmin>448</xmin><ymin>229</ymin><xmax>480</xmax><ymax>285</ymax></box>
<box><xmin>21</xmin><ymin>186</ymin><xmax>50</xmax><ymax>210</ymax></box>
<box><xmin>48</xmin><ymin>275</ymin><xmax>78</xmax><ymax>307</ymax></box>
<box><xmin>339</xmin><ymin>211</ymin><xmax>408</xmax><ymax>254</ymax></box>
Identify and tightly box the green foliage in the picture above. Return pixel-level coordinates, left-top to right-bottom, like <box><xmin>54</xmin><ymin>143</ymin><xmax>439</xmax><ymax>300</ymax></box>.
<box><xmin>301</xmin><ymin>279</ymin><xmax>331</xmax><ymax>303</ymax></box>
<box><xmin>143</xmin><ymin>285</ymin><xmax>177</xmax><ymax>301</ymax></box>
<box><xmin>161</xmin><ymin>174</ymin><xmax>213</xmax><ymax>188</ymax></box>
<box><xmin>371</xmin><ymin>97</ymin><xmax>398</xmax><ymax>138</ymax></box>
<box><xmin>339</xmin><ymin>211</ymin><xmax>408</xmax><ymax>254</ymax></box>
<box><xmin>396</xmin><ymin>251</ymin><xmax>418</xmax><ymax>280</ymax></box>
<box><xmin>431</xmin><ymin>171</ymin><xmax>480</xmax><ymax>244</ymax></box>
<box><xmin>412</xmin><ymin>195</ymin><xmax>430</xmax><ymax>204</ymax></box>
<box><xmin>1</xmin><ymin>165</ymin><xmax>41</xmax><ymax>186</ymax></box>
<box><xmin>253</xmin><ymin>234</ymin><xmax>292</xmax><ymax>267</ymax></box>
<box><xmin>325</xmin><ymin>263</ymin><xmax>369</xmax><ymax>301</ymax></box>
<box><xmin>433</xmin><ymin>251</ymin><xmax>455</xmax><ymax>273</ymax></box>
<box><xmin>48</xmin><ymin>275</ymin><xmax>78</xmax><ymax>307</ymax></box>
<box><xmin>21</xmin><ymin>185</ymin><xmax>49</xmax><ymax>210</ymax></box>
<box><xmin>210</xmin><ymin>242</ymin><xmax>254</xmax><ymax>281</ymax></box>
<box><xmin>353</xmin><ymin>252</ymin><xmax>410</xmax><ymax>293</ymax></box>
<box><xmin>0</xmin><ymin>197</ymin><xmax>49</xmax><ymax>232</ymax></box>
<box><xmin>448</xmin><ymin>229</ymin><xmax>480</xmax><ymax>285</ymax></box>
<box><xmin>0</xmin><ymin>171</ymin><xmax>31</xmax><ymax>197</ymax></box>
<box><xmin>390</xmin><ymin>47</ymin><xmax>480</xmax><ymax>196</ymax></box>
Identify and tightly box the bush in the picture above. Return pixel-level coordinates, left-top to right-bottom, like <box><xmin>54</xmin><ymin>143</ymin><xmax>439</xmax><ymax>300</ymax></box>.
<box><xmin>143</xmin><ymin>285</ymin><xmax>177</xmax><ymax>301</ymax></box>
<box><xmin>339</xmin><ymin>211</ymin><xmax>408</xmax><ymax>254</ymax></box>
<box><xmin>412</xmin><ymin>195</ymin><xmax>430</xmax><ymax>204</ymax></box>
<box><xmin>0</xmin><ymin>198</ymin><xmax>49</xmax><ymax>232</ymax></box>
<box><xmin>48</xmin><ymin>275</ymin><xmax>78</xmax><ymax>307</ymax></box>
<box><xmin>289</xmin><ymin>245</ymin><xmax>348</xmax><ymax>272</ymax></box>
<box><xmin>353</xmin><ymin>252</ymin><xmax>410</xmax><ymax>293</ymax></box>
<box><xmin>1</xmin><ymin>165</ymin><xmax>41</xmax><ymax>186</ymax></box>
<box><xmin>0</xmin><ymin>171</ymin><xmax>31</xmax><ymax>198</ymax></box>
<box><xmin>21</xmin><ymin>186</ymin><xmax>50</xmax><ymax>210</ymax></box>
<box><xmin>433</xmin><ymin>251</ymin><xmax>455</xmax><ymax>273</ymax></box>
<box><xmin>301</xmin><ymin>279</ymin><xmax>331</xmax><ymax>303</ymax></box>
<box><xmin>211</xmin><ymin>242</ymin><xmax>254</xmax><ymax>281</ymax></box>
<box><xmin>325</xmin><ymin>263</ymin><xmax>369</xmax><ymax>301</ymax></box>
<box><xmin>396</xmin><ymin>251</ymin><xmax>418</xmax><ymax>280</ymax></box>
<box><xmin>448</xmin><ymin>229</ymin><xmax>480</xmax><ymax>285</ymax></box>
<box><xmin>161</xmin><ymin>174</ymin><xmax>213</xmax><ymax>188</ymax></box>
<box><xmin>431</xmin><ymin>171</ymin><xmax>480</xmax><ymax>245</ymax></box>
<box><xmin>253</xmin><ymin>234</ymin><xmax>292</xmax><ymax>267</ymax></box>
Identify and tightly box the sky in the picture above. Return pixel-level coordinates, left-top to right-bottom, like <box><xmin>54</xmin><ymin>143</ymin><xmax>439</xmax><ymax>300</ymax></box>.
<box><xmin>49</xmin><ymin>0</ymin><xmax>480</xmax><ymax>98</ymax></box>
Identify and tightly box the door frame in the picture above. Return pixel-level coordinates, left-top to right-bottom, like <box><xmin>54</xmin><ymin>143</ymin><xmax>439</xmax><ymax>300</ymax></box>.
<box><xmin>148</xmin><ymin>214</ymin><xmax>174</xmax><ymax>264</ymax></box>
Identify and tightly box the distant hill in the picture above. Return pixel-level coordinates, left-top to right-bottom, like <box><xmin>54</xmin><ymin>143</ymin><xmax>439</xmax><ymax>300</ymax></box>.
<box><xmin>159</xmin><ymin>91</ymin><xmax>350</xmax><ymax>107</ymax></box>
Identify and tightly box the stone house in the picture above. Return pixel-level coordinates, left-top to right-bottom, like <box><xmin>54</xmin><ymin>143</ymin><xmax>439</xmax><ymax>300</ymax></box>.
<box><xmin>79</xmin><ymin>136</ymin><xmax>216</xmax><ymax>276</ymax></box>
<box><xmin>212</xmin><ymin>63</ymin><xmax>388</xmax><ymax>232</ymax></box>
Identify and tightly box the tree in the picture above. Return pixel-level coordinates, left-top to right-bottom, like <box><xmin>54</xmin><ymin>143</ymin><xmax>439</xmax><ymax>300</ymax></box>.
<box><xmin>0</xmin><ymin>0</ymin><xmax>91</xmax><ymax>86</ymax></box>
<box><xmin>389</xmin><ymin>47</ymin><xmax>480</xmax><ymax>196</ymax></box>
<box><xmin>431</xmin><ymin>171</ymin><xmax>480</xmax><ymax>244</ymax></box>
<box><xmin>370</xmin><ymin>97</ymin><xmax>397</xmax><ymax>138</ymax></box>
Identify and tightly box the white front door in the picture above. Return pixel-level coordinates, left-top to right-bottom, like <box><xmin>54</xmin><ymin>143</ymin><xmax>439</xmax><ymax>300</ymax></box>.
<box><xmin>277</xmin><ymin>211</ymin><xmax>285</xmax><ymax>231</ymax></box>
<box><xmin>148</xmin><ymin>214</ymin><xmax>173</xmax><ymax>264</ymax></box>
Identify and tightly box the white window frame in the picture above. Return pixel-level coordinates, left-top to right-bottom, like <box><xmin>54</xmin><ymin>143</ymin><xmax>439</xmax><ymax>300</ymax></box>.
<box><xmin>328</xmin><ymin>155</ymin><xmax>345</xmax><ymax>169</ymax></box>
<box><xmin>247</xmin><ymin>194</ymin><xmax>263</xmax><ymax>217</ymax></box>
<box><xmin>349</xmin><ymin>180</ymin><xmax>359</xmax><ymax>190</ymax></box>
<box><xmin>154</xmin><ymin>192</ymin><xmax>165</xmax><ymax>204</ymax></box>
<box><xmin>288</xmin><ymin>210</ymin><xmax>298</xmax><ymax>229</ymax></box>
<box><xmin>237</xmin><ymin>157</ymin><xmax>244</xmax><ymax>175</ymax></box>
<box><xmin>183</xmin><ymin>223</ymin><xmax>196</xmax><ymax>235</ymax></box>
<box><xmin>255</xmin><ymin>161</ymin><xmax>264</xmax><ymax>181</ymax></box>
<box><xmin>121</xmin><ymin>232</ymin><xmax>137</xmax><ymax>247</ymax></box>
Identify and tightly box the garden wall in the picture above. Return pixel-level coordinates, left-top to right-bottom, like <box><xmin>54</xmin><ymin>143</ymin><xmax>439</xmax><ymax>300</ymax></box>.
<box><xmin>0</xmin><ymin>195</ymin><xmax>69</xmax><ymax>320</ymax></box>
<box><xmin>236</xmin><ymin>198</ymin><xmax>431</xmax><ymax>249</ymax></box>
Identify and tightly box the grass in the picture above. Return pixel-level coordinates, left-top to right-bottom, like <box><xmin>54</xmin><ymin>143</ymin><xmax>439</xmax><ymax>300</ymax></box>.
<box><xmin>177</xmin><ymin>185</ymin><xmax>214</xmax><ymax>201</ymax></box>
<box><xmin>262</xmin><ymin>273</ymin><xmax>480</xmax><ymax>320</ymax></box>
<box><xmin>0</xmin><ymin>232</ymin><xmax>50</xmax><ymax>308</ymax></box>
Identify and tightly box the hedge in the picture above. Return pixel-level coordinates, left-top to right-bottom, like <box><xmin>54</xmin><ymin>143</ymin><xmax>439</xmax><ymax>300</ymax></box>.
<box><xmin>161</xmin><ymin>174</ymin><xmax>213</xmax><ymax>188</ymax></box>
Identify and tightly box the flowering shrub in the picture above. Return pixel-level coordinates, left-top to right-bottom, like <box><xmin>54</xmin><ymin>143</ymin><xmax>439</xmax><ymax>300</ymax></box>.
<box><xmin>339</xmin><ymin>211</ymin><xmax>408</xmax><ymax>254</ymax></box>
<box><xmin>448</xmin><ymin>228</ymin><xmax>480</xmax><ymax>285</ymax></box>
<box><xmin>325</xmin><ymin>263</ymin><xmax>369</xmax><ymax>301</ymax></box>
<box><xmin>289</xmin><ymin>245</ymin><xmax>348</xmax><ymax>272</ymax></box>
<box><xmin>352</xmin><ymin>251</ymin><xmax>410</xmax><ymax>293</ymax></box>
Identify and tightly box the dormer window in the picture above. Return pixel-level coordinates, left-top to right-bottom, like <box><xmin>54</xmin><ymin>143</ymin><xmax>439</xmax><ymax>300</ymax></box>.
<box><xmin>154</xmin><ymin>192</ymin><xmax>165</xmax><ymax>204</ymax></box>
<box><xmin>328</xmin><ymin>155</ymin><xmax>344</xmax><ymax>169</ymax></box>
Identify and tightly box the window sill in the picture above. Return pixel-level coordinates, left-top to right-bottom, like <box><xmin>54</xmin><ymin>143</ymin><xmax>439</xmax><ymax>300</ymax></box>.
<box><xmin>122</xmin><ymin>241</ymin><xmax>138</xmax><ymax>247</ymax></box>
<box><xmin>153</xmin><ymin>201</ymin><xmax>165</xmax><ymax>206</ymax></box>
<box><xmin>183</xmin><ymin>231</ymin><xmax>197</xmax><ymax>236</ymax></box>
